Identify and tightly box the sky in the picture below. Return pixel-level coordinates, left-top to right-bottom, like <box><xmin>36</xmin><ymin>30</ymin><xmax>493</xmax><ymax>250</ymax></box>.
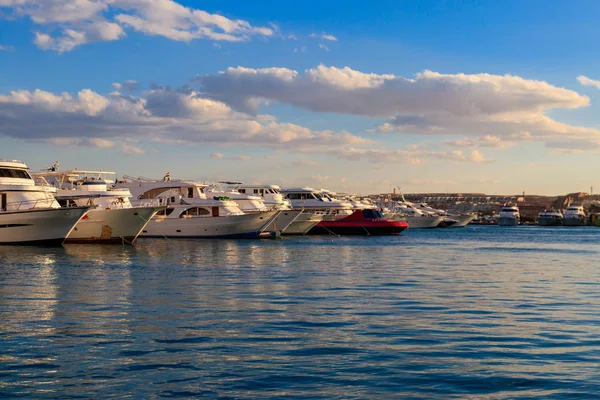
<box><xmin>1</xmin><ymin>0</ymin><xmax>600</xmax><ymax>195</ymax></box>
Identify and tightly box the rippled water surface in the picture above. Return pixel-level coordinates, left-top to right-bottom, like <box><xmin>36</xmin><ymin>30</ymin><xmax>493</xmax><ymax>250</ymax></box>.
<box><xmin>1</xmin><ymin>226</ymin><xmax>600</xmax><ymax>398</ymax></box>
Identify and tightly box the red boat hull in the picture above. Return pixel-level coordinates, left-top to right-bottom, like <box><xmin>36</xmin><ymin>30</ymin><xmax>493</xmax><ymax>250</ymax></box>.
<box><xmin>307</xmin><ymin>210</ymin><xmax>408</xmax><ymax>236</ymax></box>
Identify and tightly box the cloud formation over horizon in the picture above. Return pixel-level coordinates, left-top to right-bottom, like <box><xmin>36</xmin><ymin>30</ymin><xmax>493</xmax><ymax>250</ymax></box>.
<box><xmin>196</xmin><ymin>65</ymin><xmax>600</xmax><ymax>152</ymax></box>
<box><xmin>0</xmin><ymin>85</ymin><xmax>371</xmax><ymax>153</ymax></box>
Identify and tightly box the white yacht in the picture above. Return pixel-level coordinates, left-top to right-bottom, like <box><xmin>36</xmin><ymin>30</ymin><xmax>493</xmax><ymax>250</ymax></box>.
<box><xmin>32</xmin><ymin>169</ymin><xmax>161</xmax><ymax>244</ymax></box>
<box><xmin>236</xmin><ymin>184</ymin><xmax>322</xmax><ymax>235</ymax></box>
<box><xmin>563</xmin><ymin>205</ymin><xmax>586</xmax><ymax>226</ymax></box>
<box><xmin>411</xmin><ymin>202</ymin><xmax>475</xmax><ymax>228</ymax></box>
<box><xmin>498</xmin><ymin>203</ymin><xmax>520</xmax><ymax>226</ymax></box>
<box><xmin>537</xmin><ymin>210</ymin><xmax>563</xmax><ymax>226</ymax></box>
<box><xmin>115</xmin><ymin>176</ymin><xmax>280</xmax><ymax>238</ymax></box>
<box><xmin>0</xmin><ymin>160</ymin><xmax>88</xmax><ymax>245</ymax></box>
<box><xmin>281</xmin><ymin>187</ymin><xmax>354</xmax><ymax>221</ymax></box>
<box><xmin>381</xmin><ymin>201</ymin><xmax>445</xmax><ymax>229</ymax></box>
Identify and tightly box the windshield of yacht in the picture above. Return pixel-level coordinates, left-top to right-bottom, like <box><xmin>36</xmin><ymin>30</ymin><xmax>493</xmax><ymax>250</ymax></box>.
<box><xmin>313</xmin><ymin>193</ymin><xmax>328</xmax><ymax>201</ymax></box>
<box><xmin>0</xmin><ymin>168</ymin><xmax>31</xmax><ymax>179</ymax></box>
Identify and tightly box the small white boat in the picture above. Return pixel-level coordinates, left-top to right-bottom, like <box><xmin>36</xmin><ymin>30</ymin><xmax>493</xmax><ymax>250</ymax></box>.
<box><xmin>0</xmin><ymin>160</ymin><xmax>88</xmax><ymax>245</ymax></box>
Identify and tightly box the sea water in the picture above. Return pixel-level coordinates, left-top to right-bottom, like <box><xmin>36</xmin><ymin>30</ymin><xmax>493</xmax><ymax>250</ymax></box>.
<box><xmin>1</xmin><ymin>226</ymin><xmax>599</xmax><ymax>398</ymax></box>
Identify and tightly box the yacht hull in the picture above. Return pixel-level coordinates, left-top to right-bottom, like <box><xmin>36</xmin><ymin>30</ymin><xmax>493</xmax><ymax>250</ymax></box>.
<box><xmin>283</xmin><ymin>212</ymin><xmax>324</xmax><ymax>235</ymax></box>
<box><xmin>400</xmin><ymin>215</ymin><xmax>445</xmax><ymax>229</ymax></box>
<box><xmin>140</xmin><ymin>210</ymin><xmax>280</xmax><ymax>238</ymax></box>
<box><xmin>65</xmin><ymin>207</ymin><xmax>160</xmax><ymax>244</ymax></box>
<box><xmin>563</xmin><ymin>217</ymin><xmax>586</xmax><ymax>226</ymax></box>
<box><xmin>308</xmin><ymin>210</ymin><xmax>408</xmax><ymax>235</ymax></box>
<box><xmin>498</xmin><ymin>217</ymin><xmax>519</xmax><ymax>226</ymax></box>
<box><xmin>264</xmin><ymin>210</ymin><xmax>303</xmax><ymax>233</ymax></box>
<box><xmin>537</xmin><ymin>217</ymin><xmax>563</xmax><ymax>226</ymax></box>
<box><xmin>0</xmin><ymin>207</ymin><xmax>88</xmax><ymax>246</ymax></box>
<box><xmin>447</xmin><ymin>214</ymin><xmax>476</xmax><ymax>228</ymax></box>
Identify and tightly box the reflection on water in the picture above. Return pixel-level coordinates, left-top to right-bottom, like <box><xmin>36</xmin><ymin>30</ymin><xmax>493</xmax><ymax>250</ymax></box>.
<box><xmin>1</xmin><ymin>226</ymin><xmax>600</xmax><ymax>398</ymax></box>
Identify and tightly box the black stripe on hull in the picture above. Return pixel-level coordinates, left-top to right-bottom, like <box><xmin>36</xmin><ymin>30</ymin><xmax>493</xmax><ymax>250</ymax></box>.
<box><xmin>64</xmin><ymin>236</ymin><xmax>137</xmax><ymax>245</ymax></box>
<box><xmin>0</xmin><ymin>224</ymin><xmax>33</xmax><ymax>228</ymax></box>
<box><xmin>0</xmin><ymin>238</ymin><xmax>64</xmax><ymax>246</ymax></box>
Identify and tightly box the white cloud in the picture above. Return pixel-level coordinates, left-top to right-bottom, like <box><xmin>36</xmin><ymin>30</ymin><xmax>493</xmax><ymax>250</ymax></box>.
<box><xmin>112</xmin><ymin>80</ymin><xmax>140</xmax><ymax>92</ymax></box>
<box><xmin>121</xmin><ymin>143</ymin><xmax>145</xmax><ymax>154</ymax></box>
<box><xmin>196</xmin><ymin>65</ymin><xmax>599</xmax><ymax>152</ymax></box>
<box><xmin>0</xmin><ymin>85</ymin><xmax>370</xmax><ymax>154</ymax></box>
<box><xmin>310</xmin><ymin>32</ymin><xmax>337</xmax><ymax>41</ymax></box>
<box><xmin>3</xmin><ymin>0</ymin><xmax>275</xmax><ymax>52</ymax></box>
<box><xmin>210</xmin><ymin>152</ymin><xmax>224</xmax><ymax>159</ymax></box>
<box><xmin>293</xmin><ymin>157</ymin><xmax>321</xmax><ymax>167</ymax></box>
<box><xmin>0</xmin><ymin>44</ymin><xmax>14</xmax><ymax>51</ymax></box>
<box><xmin>332</xmin><ymin>147</ymin><xmax>493</xmax><ymax>164</ymax></box>
<box><xmin>319</xmin><ymin>44</ymin><xmax>329</xmax><ymax>51</ymax></box>
<box><xmin>445</xmin><ymin>135</ymin><xmax>515</xmax><ymax>150</ymax></box>
<box><xmin>577</xmin><ymin>75</ymin><xmax>600</xmax><ymax>89</ymax></box>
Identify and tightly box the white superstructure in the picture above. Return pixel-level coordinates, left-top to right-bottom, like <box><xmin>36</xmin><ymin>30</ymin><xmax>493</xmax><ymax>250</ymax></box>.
<box><xmin>281</xmin><ymin>187</ymin><xmax>354</xmax><ymax>221</ymax></box>
<box><xmin>563</xmin><ymin>205</ymin><xmax>586</xmax><ymax>226</ymax></box>
<box><xmin>32</xmin><ymin>169</ymin><xmax>160</xmax><ymax>244</ymax></box>
<box><xmin>115</xmin><ymin>176</ymin><xmax>280</xmax><ymax>238</ymax></box>
<box><xmin>498</xmin><ymin>203</ymin><xmax>520</xmax><ymax>226</ymax></box>
<box><xmin>0</xmin><ymin>160</ymin><xmax>88</xmax><ymax>245</ymax></box>
<box><xmin>236</xmin><ymin>184</ymin><xmax>322</xmax><ymax>235</ymax></box>
<box><xmin>537</xmin><ymin>210</ymin><xmax>563</xmax><ymax>226</ymax></box>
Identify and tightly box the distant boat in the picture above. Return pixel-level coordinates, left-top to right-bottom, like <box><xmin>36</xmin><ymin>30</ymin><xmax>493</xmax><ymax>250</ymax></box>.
<box><xmin>536</xmin><ymin>210</ymin><xmax>563</xmax><ymax>226</ymax></box>
<box><xmin>563</xmin><ymin>205</ymin><xmax>586</xmax><ymax>226</ymax></box>
<box><xmin>498</xmin><ymin>203</ymin><xmax>520</xmax><ymax>226</ymax></box>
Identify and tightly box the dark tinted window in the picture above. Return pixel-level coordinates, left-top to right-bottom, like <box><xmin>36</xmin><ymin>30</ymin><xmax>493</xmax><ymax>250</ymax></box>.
<box><xmin>0</xmin><ymin>168</ymin><xmax>30</xmax><ymax>179</ymax></box>
<box><xmin>362</xmin><ymin>209</ymin><xmax>383</xmax><ymax>219</ymax></box>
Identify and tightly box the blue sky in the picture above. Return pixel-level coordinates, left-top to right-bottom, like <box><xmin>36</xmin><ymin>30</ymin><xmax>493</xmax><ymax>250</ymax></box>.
<box><xmin>1</xmin><ymin>0</ymin><xmax>600</xmax><ymax>195</ymax></box>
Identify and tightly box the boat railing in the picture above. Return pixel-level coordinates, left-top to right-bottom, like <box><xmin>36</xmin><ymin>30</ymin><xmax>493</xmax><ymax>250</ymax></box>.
<box><xmin>4</xmin><ymin>198</ymin><xmax>55</xmax><ymax>211</ymax></box>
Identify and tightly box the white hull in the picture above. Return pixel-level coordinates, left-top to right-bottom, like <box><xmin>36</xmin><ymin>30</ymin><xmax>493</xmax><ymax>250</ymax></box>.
<box><xmin>140</xmin><ymin>210</ymin><xmax>280</xmax><ymax>238</ymax></box>
<box><xmin>264</xmin><ymin>210</ymin><xmax>303</xmax><ymax>233</ymax></box>
<box><xmin>498</xmin><ymin>217</ymin><xmax>519</xmax><ymax>226</ymax></box>
<box><xmin>283</xmin><ymin>212</ymin><xmax>324</xmax><ymax>235</ymax></box>
<box><xmin>0</xmin><ymin>207</ymin><xmax>88</xmax><ymax>245</ymax></box>
<box><xmin>66</xmin><ymin>207</ymin><xmax>159</xmax><ymax>244</ymax></box>
<box><xmin>447</xmin><ymin>214</ymin><xmax>476</xmax><ymax>228</ymax></box>
<box><xmin>384</xmin><ymin>213</ymin><xmax>444</xmax><ymax>229</ymax></box>
<box><xmin>563</xmin><ymin>216</ymin><xmax>586</xmax><ymax>227</ymax></box>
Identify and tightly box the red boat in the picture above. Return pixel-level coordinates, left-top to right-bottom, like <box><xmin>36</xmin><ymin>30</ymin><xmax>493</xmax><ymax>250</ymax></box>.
<box><xmin>308</xmin><ymin>209</ymin><xmax>408</xmax><ymax>235</ymax></box>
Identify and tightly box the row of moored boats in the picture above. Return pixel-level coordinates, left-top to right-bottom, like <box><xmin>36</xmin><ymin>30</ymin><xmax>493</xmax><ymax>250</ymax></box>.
<box><xmin>3</xmin><ymin>160</ymin><xmax>465</xmax><ymax>245</ymax></box>
<box><xmin>498</xmin><ymin>203</ymin><xmax>588</xmax><ymax>226</ymax></box>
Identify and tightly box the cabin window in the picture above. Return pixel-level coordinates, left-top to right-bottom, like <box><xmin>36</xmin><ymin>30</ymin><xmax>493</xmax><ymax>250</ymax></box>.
<box><xmin>157</xmin><ymin>208</ymin><xmax>175</xmax><ymax>216</ymax></box>
<box><xmin>212</xmin><ymin>207</ymin><xmax>219</xmax><ymax>217</ymax></box>
<box><xmin>254</xmin><ymin>189</ymin><xmax>259</xmax><ymax>194</ymax></box>
<box><xmin>188</xmin><ymin>188</ymin><xmax>194</xmax><ymax>198</ymax></box>
<box><xmin>362</xmin><ymin>209</ymin><xmax>383</xmax><ymax>219</ymax></box>
<box><xmin>0</xmin><ymin>168</ymin><xmax>30</xmax><ymax>179</ymax></box>
<box><xmin>239</xmin><ymin>189</ymin><xmax>246</xmax><ymax>194</ymax></box>
<box><xmin>1</xmin><ymin>193</ymin><xmax>6</xmax><ymax>211</ymax></box>
<box><xmin>260</xmin><ymin>189</ymin><xmax>265</xmax><ymax>196</ymax></box>
<box><xmin>198</xmin><ymin>208</ymin><xmax>210</xmax><ymax>216</ymax></box>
